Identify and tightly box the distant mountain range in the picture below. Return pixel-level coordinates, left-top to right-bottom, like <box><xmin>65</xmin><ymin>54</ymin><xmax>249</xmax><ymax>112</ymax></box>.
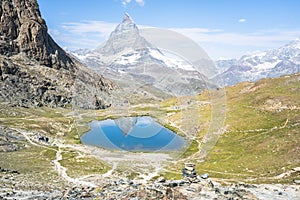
<box><xmin>69</xmin><ymin>13</ymin><xmax>300</xmax><ymax>91</ymax></box>
<box><xmin>70</xmin><ymin>13</ymin><xmax>215</xmax><ymax>96</ymax></box>
<box><xmin>215</xmin><ymin>39</ymin><xmax>300</xmax><ymax>86</ymax></box>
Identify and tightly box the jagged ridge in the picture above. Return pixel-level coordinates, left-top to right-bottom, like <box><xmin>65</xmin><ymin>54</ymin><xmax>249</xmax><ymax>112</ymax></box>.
<box><xmin>215</xmin><ymin>39</ymin><xmax>300</xmax><ymax>86</ymax></box>
<box><xmin>0</xmin><ymin>0</ymin><xmax>115</xmax><ymax>109</ymax></box>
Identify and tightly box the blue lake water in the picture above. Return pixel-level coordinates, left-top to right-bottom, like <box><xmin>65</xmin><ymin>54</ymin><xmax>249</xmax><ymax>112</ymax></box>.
<box><xmin>81</xmin><ymin>116</ymin><xmax>187</xmax><ymax>152</ymax></box>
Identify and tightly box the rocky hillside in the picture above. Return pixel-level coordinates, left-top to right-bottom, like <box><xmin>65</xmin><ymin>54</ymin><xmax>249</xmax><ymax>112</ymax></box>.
<box><xmin>215</xmin><ymin>39</ymin><xmax>300</xmax><ymax>86</ymax></box>
<box><xmin>0</xmin><ymin>0</ymin><xmax>115</xmax><ymax>109</ymax></box>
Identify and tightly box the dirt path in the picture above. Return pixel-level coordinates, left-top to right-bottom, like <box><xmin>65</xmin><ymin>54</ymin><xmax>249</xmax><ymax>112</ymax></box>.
<box><xmin>11</xmin><ymin>128</ymin><xmax>97</xmax><ymax>187</ymax></box>
<box><xmin>10</xmin><ymin>128</ymin><xmax>47</xmax><ymax>148</ymax></box>
<box><xmin>102</xmin><ymin>162</ymin><xmax>118</xmax><ymax>178</ymax></box>
<box><xmin>137</xmin><ymin>165</ymin><xmax>162</xmax><ymax>184</ymax></box>
<box><xmin>52</xmin><ymin>147</ymin><xmax>96</xmax><ymax>187</ymax></box>
<box><xmin>274</xmin><ymin>167</ymin><xmax>300</xmax><ymax>179</ymax></box>
<box><xmin>13</xmin><ymin>127</ymin><xmax>173</xmax><ymax>186</ymax></box>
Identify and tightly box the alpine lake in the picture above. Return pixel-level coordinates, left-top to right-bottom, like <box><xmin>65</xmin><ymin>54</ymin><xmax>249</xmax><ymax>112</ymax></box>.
<box><xmin>81</xmin><ymin>116</ymin><xmax>187</xmax><ymax>152</ymax></box>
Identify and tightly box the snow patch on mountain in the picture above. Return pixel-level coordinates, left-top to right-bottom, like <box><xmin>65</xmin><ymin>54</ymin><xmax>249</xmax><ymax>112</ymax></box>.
<box><xmin>253</xmin><ymin>60</ymin><xmax>281</xmax><ymax>70</ymax></box>
<box><xmin>72</xmin><ymin>52</ymin><xmax>90</xmax><ymax>61</ymax></box>
<box><xmin>149</xmin><ymin>49</ymin><xmax>195</xmax><ymax>71</ymax></box>
<box><xmin>215</xmin><ymin>39</ymin><xmax>300</xmax><ymax>86</ymax></box>
<box><xmin>115</xmin><ymin>51</ymin><xmax>141</xmax><ymax>65</ymax></box>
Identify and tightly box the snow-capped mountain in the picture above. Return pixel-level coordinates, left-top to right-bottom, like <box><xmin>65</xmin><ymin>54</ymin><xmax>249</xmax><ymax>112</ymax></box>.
<box><xmin>215</xmin><ymin>39</ymin><xmax>300</xmax><ymax>86</ymax></box>
<box><xmin>96</xmin><ymin>13</ymin><xmax>152</xmax><ymax>56</ymax></box>
<box><xmin>70</xmin><ymin>13</ymin><xmax>214</xmax><ymax>96</ymax></box>
<box><xmin>70</xmin><ymin>48</ymin><xmax>92</xmax><ymax>60</ymax></box>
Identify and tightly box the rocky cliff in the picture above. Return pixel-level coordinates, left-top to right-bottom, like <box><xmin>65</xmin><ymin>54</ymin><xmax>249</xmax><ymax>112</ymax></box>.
<box><xmin>0</xmin><ymin>0</ymin><xmax>115</xmax><ymax>109</ymax></box>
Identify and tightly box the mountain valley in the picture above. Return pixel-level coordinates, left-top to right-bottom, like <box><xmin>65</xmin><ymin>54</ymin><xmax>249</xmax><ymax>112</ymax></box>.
<box><xmin>0</xmin><ymin>0</ymin><xmax>299</xmax><ymax>199</ymax></box>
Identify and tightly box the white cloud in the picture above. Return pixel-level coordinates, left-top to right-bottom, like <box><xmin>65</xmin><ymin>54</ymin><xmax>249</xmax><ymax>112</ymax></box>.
<box><xmin>238</xmin><ymin>18</ymin><xmax>246</xmax><ymax>23</ymax></box>
<box><xmin>172</xmin><ymin>28</ymin><xmax>300</xmax><ymax>47</ymax></box>
<box><xmin>122</xmin><ymin>0</ymin><xmax>131</xmax><ymax>6</ymax></box>
<box><xmin>49</xmin><ymin>19</ymin><xmax>300</xmax><ymax>59</ymax></box>
<box><xmin>135</xmin><ymin>0</ymin><xmax>145</xmax><ymax>6</ymax></box>
<box><xmin>48</xmin><ymin>21</ymin><xmax>117</xmax><ymax>50</ymax></box>
<box><xmin>61</xmin><ymin>21</ymin><xmax>117</xmax><ymax>37</ymax></box>
<box><xmin>170</xmin><ymin>27</ymin><xmax>300</xmax><ymax>59</ymax></box>
<box><xmin>121</xmin><ymin>0</ymin><xmax>144</xmax><ymax>7</ymax></box>
<box><xmin>49</xmin><ymin>29</ymin><xmax>60</xmax><ymax>37</ymax></box>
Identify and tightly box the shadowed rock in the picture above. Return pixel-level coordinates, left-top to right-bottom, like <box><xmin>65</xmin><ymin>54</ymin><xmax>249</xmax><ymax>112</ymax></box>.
<box><xmin>0</xmin><ymin>0</ymin><xmax>115</xmax><ymax>109</ymax></box>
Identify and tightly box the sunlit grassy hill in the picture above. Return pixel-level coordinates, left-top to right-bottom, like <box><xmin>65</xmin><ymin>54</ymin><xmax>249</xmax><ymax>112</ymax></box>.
<box><xmin>196</xmin><ymin>73</ymin><xmax>300</xmax><ymax>183</ymax></box>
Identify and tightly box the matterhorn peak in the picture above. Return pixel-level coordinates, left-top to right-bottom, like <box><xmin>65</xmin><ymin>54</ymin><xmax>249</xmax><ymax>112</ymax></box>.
<box><xmin>123</xmin><ymin>12</ymin><xmax>134</xmax><ymax>23</ymax></box>
<box><xmin>96</xmin><ymin>12</ymin><xmax>150</xmax><ymax>56</ymax></box>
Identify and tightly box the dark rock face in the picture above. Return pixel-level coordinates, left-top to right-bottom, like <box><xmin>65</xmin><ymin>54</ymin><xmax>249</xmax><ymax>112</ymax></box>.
<box><xmin>0</xmin><ymin>0</ymin><xmax>115</xmax><ymax>109</ymax></box>
<box><xmin>0</xmin><ymin>0</ymin><xmax>73</xmax><ymax>69</ymax></box>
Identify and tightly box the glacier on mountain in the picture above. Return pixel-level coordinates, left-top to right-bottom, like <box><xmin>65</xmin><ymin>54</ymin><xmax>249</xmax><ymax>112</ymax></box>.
<box><xmin>215</xmin><ymin>39</ymin><xmax>300</xmax><ymax>86</ymax></box>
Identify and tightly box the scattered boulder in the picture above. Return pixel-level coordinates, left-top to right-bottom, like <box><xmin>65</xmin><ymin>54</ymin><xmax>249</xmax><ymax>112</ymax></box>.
<box><xmin>294</xmin><ymin>180</ymin><xmax>300</xmax><ymax>184</ymax></box>
<box><xmin>208</xmin><ymin>180</ymin><xmax>214</xmax><ymax>188</ymax></box>
<box><xmin>200</xmin><ymin>173</ymin><xmax>209</xmax><ymax>179</ymax></box>
<box><xmin>156</xmin><ymin>176</ymin><xmax>166</xmax><ymax>183</ymax></box>
<box><xmin>38</xmin><ymin>135</ymin><xmax>49</xmax><ymax>143</ymax></box>
<box><xmin>0</xmin><ymin>167</ymin><xmax>19</xmax><ymax>174</ymax></box>
<box><xmin>167</xmin><ymin>182</ymin><xmax>178</xmax><ymax>188</ymax></box>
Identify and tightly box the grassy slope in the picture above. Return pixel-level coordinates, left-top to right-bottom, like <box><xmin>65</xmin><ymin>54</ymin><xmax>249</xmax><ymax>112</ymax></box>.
<box><xmin>0</xmin><ymin>145</ymin><xmax>66</xmax><ymax>190</ymax></box>
<box><xmin>59</xmin><ymin>148</ymin><xmax>111</xmax><ymax>178</ymax></box>
<box><xmin>0</xmin><ymin>106</ymin><xmax>111</xmax><ymax>185</ymax></box>
<box><xmin>157</xmin><ymin>74</ymin><xmax>299</xmax><ymax>183</ymax></box>
<box><xmin>195</xmin><ymin>74</ymin><xmax>300</xmax><ymax>183</ymax></box>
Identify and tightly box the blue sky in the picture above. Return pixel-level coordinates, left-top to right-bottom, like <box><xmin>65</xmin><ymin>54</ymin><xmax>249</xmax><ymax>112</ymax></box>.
<box><xmin>38</xmin><ymin>0</ymin><xmax>300</xmax><ymax>59</ymax></box>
